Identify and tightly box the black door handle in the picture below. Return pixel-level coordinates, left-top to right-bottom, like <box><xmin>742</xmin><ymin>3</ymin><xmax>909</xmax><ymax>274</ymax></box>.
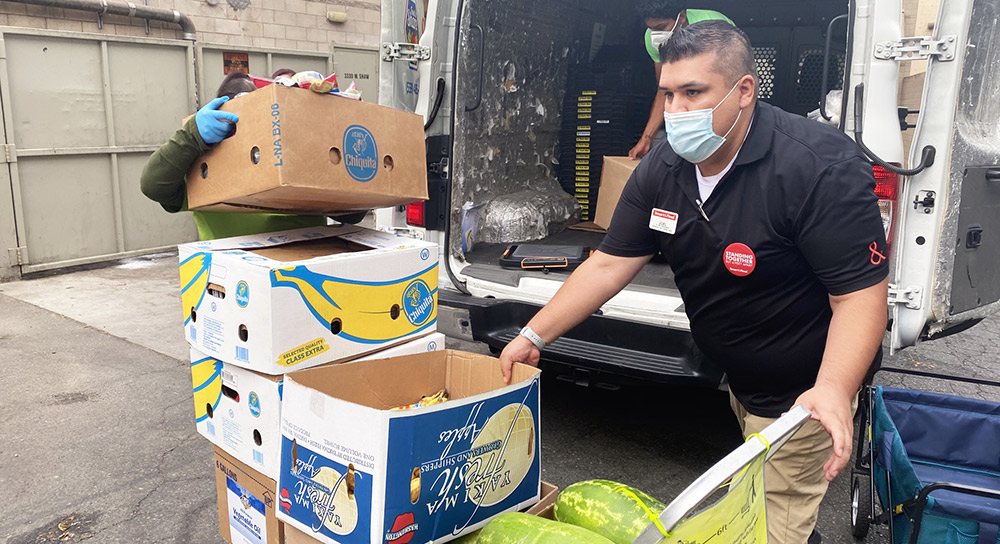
<box><xmin>985</xmin><ymin>169</ymin><xmax>1000</xmax><ymax>181</ymax></box>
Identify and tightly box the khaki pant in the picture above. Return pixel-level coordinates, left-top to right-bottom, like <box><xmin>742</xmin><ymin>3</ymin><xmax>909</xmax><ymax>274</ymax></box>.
<box><xmin>728</xmin><ymin>391</ymin><xmax>857</xmax><ymax>544</ymax></box>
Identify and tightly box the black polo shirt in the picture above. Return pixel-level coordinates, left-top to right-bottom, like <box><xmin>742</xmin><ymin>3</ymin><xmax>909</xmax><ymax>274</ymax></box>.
<box><xmin>599</xmin><ymin>101</ymin><xmax>889</xmax><ymax>417</ymax></box>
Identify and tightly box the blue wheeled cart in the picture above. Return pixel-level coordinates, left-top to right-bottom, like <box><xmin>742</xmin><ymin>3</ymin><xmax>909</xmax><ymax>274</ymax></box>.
<box><xmin>850</xmin><ymin>367</ymin><xmax>1000</xmax><ymax>544</ymax></box>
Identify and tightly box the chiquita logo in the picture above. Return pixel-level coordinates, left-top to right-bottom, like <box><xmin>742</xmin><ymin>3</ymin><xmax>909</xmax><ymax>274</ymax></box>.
<box><xmin>402</xmin><ymin>280</ymin><xmax>434</xmax><ymax>326</ymax></box>
<box><xmin>236</xmin><ymin>280</ymin><xmax>250</xmax><ymax>308</ymax></box>
<box><xmin>343</xmin><ymin>125</ymin><xmax>379</xmax><ymax>182</ymax></box>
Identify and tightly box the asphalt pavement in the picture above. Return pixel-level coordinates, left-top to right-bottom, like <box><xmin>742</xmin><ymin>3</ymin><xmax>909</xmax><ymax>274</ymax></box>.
<box><xmin>2</xmin><ymin>251</ymin><xmax>998</xmax><ymax>544</ymax></box>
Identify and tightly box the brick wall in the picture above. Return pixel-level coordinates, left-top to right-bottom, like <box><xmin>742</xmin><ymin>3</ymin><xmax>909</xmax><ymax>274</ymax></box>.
<box><xmin>0</xmin><ymin>0</ymin><xmax>380</xmax><ymax>50</ymax></box>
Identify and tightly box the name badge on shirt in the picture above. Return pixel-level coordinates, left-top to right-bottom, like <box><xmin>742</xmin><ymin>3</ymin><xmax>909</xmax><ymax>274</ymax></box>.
<box><xmin>649</xmin><ymin>208</ymin><xmax>678</xmax><ymax>234</ymax></box>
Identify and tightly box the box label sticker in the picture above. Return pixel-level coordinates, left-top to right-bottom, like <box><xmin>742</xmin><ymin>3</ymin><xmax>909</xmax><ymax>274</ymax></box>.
<box><xmin>227</xmin><ymin>476</ymin><xmax>268</xmax><ymax>544</ymax></box>
<box><xmin>343</xmin><ymin>125</ymin><xmax>379</xmax><ymax>182</ymax></box>
<box><xmin>277</xmin><ymin>338</ymin><xmax>330</xmax><ymax>368</ymax></box>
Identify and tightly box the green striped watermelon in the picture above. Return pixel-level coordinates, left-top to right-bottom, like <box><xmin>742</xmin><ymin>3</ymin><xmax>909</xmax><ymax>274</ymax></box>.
<box><xmin>450</xmin><ymin>529</ymin><xmax>480</xmax><ymax>543</ymax></box>
<box><xmin>553</xmin><ymin>480</ymin><xmax>666</xmax><ymax>544</ymax></box>
<box><xmin>477</xmin><ymin>512</ymin><xmax>614</xmax><ymax>544</ymax></box>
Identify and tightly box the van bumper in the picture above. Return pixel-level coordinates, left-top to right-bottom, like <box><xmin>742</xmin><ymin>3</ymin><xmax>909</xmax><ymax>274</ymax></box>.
<box><xmin>438</xmin><ymin>290</ymin><xmax>724</xmax><ymax>388</ymax></box>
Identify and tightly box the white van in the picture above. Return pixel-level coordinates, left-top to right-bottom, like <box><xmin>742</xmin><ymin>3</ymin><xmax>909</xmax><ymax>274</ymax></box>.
<box><xmin>375</xmin><ymin>0</ymin><xmax>999</xmax><ymax>386</ymax></box>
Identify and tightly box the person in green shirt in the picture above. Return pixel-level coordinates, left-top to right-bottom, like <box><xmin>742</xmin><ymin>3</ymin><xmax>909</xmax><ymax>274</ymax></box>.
<box><xmin>140</xmin><ymin>72</ymin><xmax>326</xmax><ymax>240</ymax></box>
<box><xmin>628</xmin><ymin>1</ymin><xmax>734</xmax><ymax>159</ymax></box>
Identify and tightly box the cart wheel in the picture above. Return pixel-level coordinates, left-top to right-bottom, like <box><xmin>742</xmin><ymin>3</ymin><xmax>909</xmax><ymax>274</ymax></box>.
<box><xmin>851</xmin><ymin>475</ymin><xmax>872</xmax><ymax>539</ymax></box>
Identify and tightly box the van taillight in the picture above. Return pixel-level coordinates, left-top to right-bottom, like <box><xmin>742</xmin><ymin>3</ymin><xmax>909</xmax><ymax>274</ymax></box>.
<box><xmin>406</xmin><ymin>201</ymin><xmax>426</xmax><ymax>227</ymax></box>
<box><xmin>872</xmin><ymin>165</ymin><xmax>899</xmax><ymax>246</ymax></box>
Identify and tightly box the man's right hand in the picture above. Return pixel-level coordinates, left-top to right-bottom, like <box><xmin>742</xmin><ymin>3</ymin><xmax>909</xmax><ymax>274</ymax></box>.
<box><xmin>196</xmin><ymin>96</ymin><xmax>240</xmax><ymax>145</ymax></box>
<box><xmin>628</xmin><ymin>136</ymin><xmax>652</xmax><ymax>159</ymax></box>
<box><xmin>499</xmin><ymin>335</ymin><xmax>541</xmax><ymax>384</ymax></box>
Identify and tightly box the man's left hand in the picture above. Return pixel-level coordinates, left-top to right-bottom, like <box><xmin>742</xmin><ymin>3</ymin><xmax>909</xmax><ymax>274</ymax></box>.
<box><xmin>793</xmin><ymin>384</ymin><xmax>855</xmax><ymax>482</ymax></box>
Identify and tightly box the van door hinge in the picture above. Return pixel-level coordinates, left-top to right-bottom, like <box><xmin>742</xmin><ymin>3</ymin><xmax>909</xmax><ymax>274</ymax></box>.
<box><xmin>888</xmin><ymin>284</ymin><xmax>922</xmax><ymax>309</ymax></box>
<box><xmin>7</xmin><ymin>246</ymin><xmax>27</xmax><ymax>266</ymax></box>
<box><xmin>429</xmin><ymin>157</ymin><xmax>449</xmax><ymax>178</ymax></box>
<box><xmin>874</xmin><ymin>36</ymin><xmax>957</xmax><ymax>61</ymax></box>
<box><xmin>0</xmin><ymin>144</ymin><xmax>16</xmax><ymax>164</ymax></box>
<box><xmin>381</xmin><ymin>42</ymin><xmax>431</xmax><ymax>62</ymax></box>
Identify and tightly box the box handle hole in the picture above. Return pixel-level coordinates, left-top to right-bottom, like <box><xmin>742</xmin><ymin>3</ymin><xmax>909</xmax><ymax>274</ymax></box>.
<box><xmin>291</xmin><ymin>439</ymin><xmax>298</xmax><ymax>473</ymax></box>
<box><xmin>238</xmin><ymin>324</ymin><xmax>249</xmax><ymax>342</ymax></box>
<box><xmin>207</xmin><ymin>283</ymin><xmax>226</xmax><ymax>299</ymax></box>
<box><xmin>329</xmin><ymin>147</ymin><xmax>342</xmax><ymax>165</ymax></box>
<box><xmin>331</xmin><ymin>318</ymin><xmax>342</xmax><ymax>335</ymax></box>
<box><xmin>390</xmin><ymin>304</ymin><xmax>400</xmax><ymax>320</ymax></box>
<box><xmin>253</xmin><ymin>429</ymin><xmax>262</xmax><ymax>446</ymax></box>
<box><xmin>410</xmin><ymin>467</ymin><xmax>421</xmax><ymax>504</ymax></box>
<box><xmin>383</xmin><ymin>155</ymin><xmax>394</xmax><ymax>171</ymax></box>
<box><xmin>221</xmin><ymin>384</ymin><xmax>239</xmax><ymax>402</ymax></box>
<box><xmin>251</xmin><ymin>146</ymin><xmax>261</xmax><ymax>165</ymax></box>
<box><xmin>200</xmin><ymin>162</ymin><xmax>208</xmax><ymax>179</ymax></box>
<box><xmin>205</xmin><ymin>403</ymin><xmax>214</xmax><ymax>418</ymax></box>
<box><xmin>190</xmin><ymin>308</ymin><xmax>197</xmax><ymax>323</ymax></box>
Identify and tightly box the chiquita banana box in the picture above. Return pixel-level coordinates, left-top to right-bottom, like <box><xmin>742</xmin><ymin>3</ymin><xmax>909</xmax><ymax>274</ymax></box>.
<box><xmin>192</xmin><ymin>333</ymin><xmax>446</xmax><ymax>480</ymax></box>
<box><xmin>178</xmin><ymin>225</ymin><xmax>438</xmax><ymax>375</ymax></box>
<box><xmin>275</xmin><ymin>350</ymin><xmax>542</xmax><ymax>544</ymax></box>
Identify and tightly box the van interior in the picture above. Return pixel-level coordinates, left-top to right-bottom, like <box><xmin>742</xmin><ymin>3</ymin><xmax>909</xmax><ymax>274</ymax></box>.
<box><xmin>448</xmin><ymin>0</ymin><xmax>851</xmax><ymax>289</ymax></box>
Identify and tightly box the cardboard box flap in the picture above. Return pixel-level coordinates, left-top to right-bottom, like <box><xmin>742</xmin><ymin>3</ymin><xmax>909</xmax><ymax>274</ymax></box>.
<box><xmin>247</xmin><ymin>237</ymin><xmax>372</xmax><ymax>262</ymax></box>
<box><xmin>179</xmin><ymin>225</ymin><xmax>365</xmax><ymax>252</ymax></box>
<box><xmin>285</xmin><ymin>350</ymin><xmax>540</xmax><ymax>411</ymax></box>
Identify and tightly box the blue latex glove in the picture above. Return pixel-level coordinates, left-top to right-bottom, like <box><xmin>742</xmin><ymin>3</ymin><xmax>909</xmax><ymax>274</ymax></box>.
<box><xmin>195</xmin><ymin>96</ymin><xmax>240</xmax><ymax>144</ymax></box>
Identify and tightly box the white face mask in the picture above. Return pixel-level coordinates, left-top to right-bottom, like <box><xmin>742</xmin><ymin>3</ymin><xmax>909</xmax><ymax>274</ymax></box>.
<box><xmin>662</xmin><ymin>78</ymin><xmax>744</xmax><ymax>163</ymax></box>
<box><xmin>648</xmin><ymin>11</ymin><xmax>683</xmax><ymax>51</ymax></box>
<box><xmin>649</xmin><ymin>30</ymin><xmax>673</xmax><ymax>50</ymax></box>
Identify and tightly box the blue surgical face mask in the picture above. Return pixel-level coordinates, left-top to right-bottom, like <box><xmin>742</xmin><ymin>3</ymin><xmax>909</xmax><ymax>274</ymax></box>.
<box><xmin>663</xmin><ymin>79</ymin><xmax>743</xmax><ymax>163</ymax></box>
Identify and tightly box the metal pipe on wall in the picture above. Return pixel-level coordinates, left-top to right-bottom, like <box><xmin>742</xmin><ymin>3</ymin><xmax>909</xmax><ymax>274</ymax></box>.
<box><xmin>10</xmin><ymin>0</ymin><xmax>197</xmax><ymax>40</ymax></box>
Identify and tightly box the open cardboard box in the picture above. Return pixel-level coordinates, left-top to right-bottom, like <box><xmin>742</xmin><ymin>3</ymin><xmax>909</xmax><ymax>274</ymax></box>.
<box><xmin>186</xmin><ymin>85</ymin><xmax>428</xmax><ymax>215</ymax></box>
<box><xmin>179</xmin><ymin>225</ymin><xmax>438</xmax><ymax>375</ymax></box>
<box><xmin>192</xmin><ymin>333</ymin><xmax>446</xmax><ymax>480</ymax></box>
<box><xmin>283</xmin><ymin>481</ymin><xmax>558</xmax><ymax>543</ymax></box>
<box><xmin>276</xmin><ymin>350</ymin><xmax>542</xmax><ymax>544</ymax></box>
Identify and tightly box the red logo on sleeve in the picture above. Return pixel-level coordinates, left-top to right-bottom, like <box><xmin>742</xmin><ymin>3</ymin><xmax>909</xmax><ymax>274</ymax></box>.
<box><xmin>723</xmin><ymin>243</ymin><xmax>756</xmax><ymax>276</ymax></box>
<box><xmin>869</xmin><ymin>242</ymin><xmax>886</xmax><ymax>265</ymax></box>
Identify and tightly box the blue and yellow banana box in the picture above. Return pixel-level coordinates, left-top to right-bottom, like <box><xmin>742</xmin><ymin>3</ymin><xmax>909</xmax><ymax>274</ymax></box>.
<box><xmin>192</xmin><ymin>333</ymin><xmax>446</xmax><ymax>480</ymax></box>
<box><xmin>275</xmin><ymin>350</ymin><xmax>542</xmax><ymax>544</ymax></box>
<box><xmin>179</xmin><ymin>225</ymin><xmax>438</xmax><ymax>375</ymax></box>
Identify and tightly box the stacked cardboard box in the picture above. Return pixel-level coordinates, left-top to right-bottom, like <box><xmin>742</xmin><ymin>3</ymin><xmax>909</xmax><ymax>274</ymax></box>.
<box><xmin>179</xmin><ymin>224</ymin><xmax>448</xmax><ymax>544</ymax></box>
<box><xmin>178</xmin><ymin>86</ymin><xmax>544</xmax><ymax>544</ymax></box>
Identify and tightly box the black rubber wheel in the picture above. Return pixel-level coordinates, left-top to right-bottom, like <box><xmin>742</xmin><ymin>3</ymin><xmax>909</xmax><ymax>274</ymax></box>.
<box><xmin>851</xmin><ymin>474</ymin><xmax>872</xmax><ymax>539</ymax></box>
<box><xmin>327</xmin><ymin>211</ymin><xmax>368</xmax><ymax>225</ymax></box>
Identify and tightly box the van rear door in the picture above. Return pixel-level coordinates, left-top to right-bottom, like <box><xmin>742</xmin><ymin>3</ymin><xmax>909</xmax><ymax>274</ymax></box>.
<box><xmin>861</xmin><ymin>0</ymin><xmax>1000</xmax><ymax>350</ymax></box>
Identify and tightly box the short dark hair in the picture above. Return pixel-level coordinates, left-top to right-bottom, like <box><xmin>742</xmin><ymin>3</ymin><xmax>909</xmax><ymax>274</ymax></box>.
<box><xmin>216</xmin><ymin>72</ymin><xmax>256</xmax><ymax>99</ymax></box>
<box><xmin>659</xmin><ymin>20</ymin><xmax>758</xmax><ymax>89</ymax></box>
<box><xmin>271</xmin><ymin>68</ymin><xmax>296</xmax><ymax>79</ymax></box>
<box><xmin>636</xmin><ymin>0</ymin><xmax>683</xmax><ymax>20</ymax></box>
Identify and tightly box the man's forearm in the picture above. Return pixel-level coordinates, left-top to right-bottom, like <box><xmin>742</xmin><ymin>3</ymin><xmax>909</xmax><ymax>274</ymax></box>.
<box><xmin>525</xmin><ymin>251</ymin><xmax>651</xmax><ymax>344</ymax></box>
<box><xmin>816</xmin><ymin>278</ymin><xmax>889</xmax><ymax>396</ymax></box>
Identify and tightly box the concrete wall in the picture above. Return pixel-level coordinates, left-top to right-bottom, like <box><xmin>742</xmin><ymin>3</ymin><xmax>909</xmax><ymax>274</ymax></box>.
<box><xmin>0</xmin><ymin>0</ymin><xmax>380</xmax><ymax>50</ymax></box>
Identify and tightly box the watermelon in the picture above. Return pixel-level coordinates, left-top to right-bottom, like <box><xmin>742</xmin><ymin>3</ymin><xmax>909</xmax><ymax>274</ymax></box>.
<box><xmin>553</xmin><ymin>480</ymin><xmax>666</xmax><ymax>544</ymax></box>
<box><xmin>477</xmin><ymin>512</ymin><xmax>614</xmax><ymax>544</ymax></box>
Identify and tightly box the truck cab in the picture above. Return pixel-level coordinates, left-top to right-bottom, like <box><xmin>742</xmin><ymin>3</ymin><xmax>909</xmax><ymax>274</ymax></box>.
<box><xmin>376</xmin><ymin>0</ymin><xmax>1000</xmax><ymax>386</ymax></box>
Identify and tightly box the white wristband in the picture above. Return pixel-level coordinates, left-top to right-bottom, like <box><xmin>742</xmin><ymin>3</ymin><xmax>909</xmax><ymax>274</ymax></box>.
<box><xmin>519</xmin><ymin>325</ymin><xmax>546</xmax><ymax>350</ymax></box>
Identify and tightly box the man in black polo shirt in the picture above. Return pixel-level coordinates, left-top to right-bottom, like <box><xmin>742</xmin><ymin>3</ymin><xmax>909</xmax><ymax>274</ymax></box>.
<box><xmin>500</xmin><ymin>21</ymin><xmax>889</xmax><ymax>544</ymax></box>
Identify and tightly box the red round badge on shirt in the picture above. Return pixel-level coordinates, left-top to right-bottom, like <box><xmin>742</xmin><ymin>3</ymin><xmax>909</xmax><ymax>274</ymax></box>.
<box><xmin>723</xmin><ymin>243</ymin><xmax>756</xmax><ymax>276</ymax></box>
